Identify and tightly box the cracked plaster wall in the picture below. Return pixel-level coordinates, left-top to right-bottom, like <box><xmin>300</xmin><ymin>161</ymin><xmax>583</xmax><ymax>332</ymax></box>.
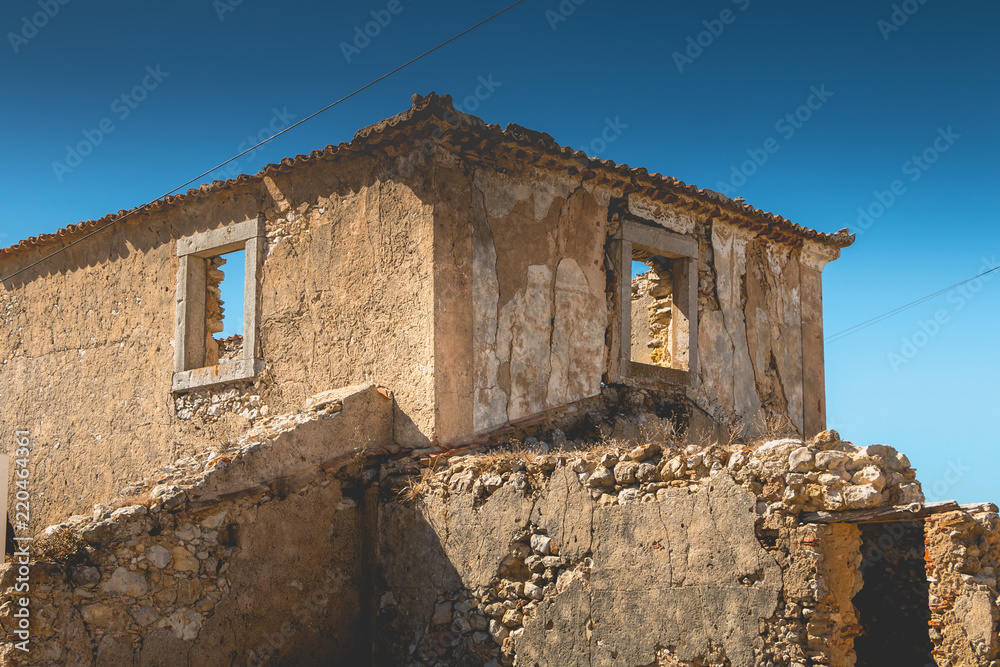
<box><xmin>435</xmin><ymin>154</ymin><xmax>824</xmax><ymax>443</ymax></box>
<box><xmin>697</xmin><ymin>221</ymin><xmax>805</xmax><ymax>434</ymax></box>
<box><xmin>466</xmin><ymin>168</ymin><xmax>609</xmax><ymax>435</ymax></box>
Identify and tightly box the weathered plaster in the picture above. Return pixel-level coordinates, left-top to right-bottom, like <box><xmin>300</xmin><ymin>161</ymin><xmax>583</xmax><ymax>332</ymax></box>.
<box><xmin>698</xmin><ymin>221</ymin><xmax>762</xmax><ymax>426</ymax></box>
<box><xmin>469</xmin><ymin>170</ymin><xmax>607</xmax><ymax>433</ymax></box>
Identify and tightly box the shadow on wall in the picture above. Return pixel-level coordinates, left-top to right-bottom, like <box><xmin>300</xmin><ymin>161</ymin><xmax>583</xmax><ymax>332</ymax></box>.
<box><xmin>376</xmin><ymin>501</ymin><xmax>469</xmax><ymax>666</ymax></box>
<box><xmin>375</xmin><ymin>467</ymin><xmax>785</xmax><ymax>667</ymax></box>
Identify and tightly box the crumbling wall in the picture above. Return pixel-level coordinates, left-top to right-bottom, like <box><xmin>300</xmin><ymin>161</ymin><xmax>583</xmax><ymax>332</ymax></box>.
<box><xmin>0</xmin><ymin>147</ymin><xmax>435</xmax><ymax>528</ymax></box>
<box><xmin>0</xmin><ymin>385</ymin><xmax>391</xmax><ymax>666</ymax></box>
<box><xmin>926</xmin><ymin>508</ymin><xmax>1000</xmax><ymax>666</ymax></box>
<box><xmin>438</xmin><ymin>157</ymin><xmax>822</xmax><ymax>448</ymax></box>
<box><xmin>695</xmin><ymin>222</ymin><xmax>803</xmax><ymax>435</ymax></box>
<box><xmin>459</xmin><ymin>165</ymin><xmax>609</xmax><ymax>438</ymax></box>
<box><xmin>378</xmin><ymin>429</ymin><xmax>922</xmax><ymax>667</ymax></box>
<box><xmin>203</xmin><ymin>255</ymin><xmax>227</xmax><ymax>366</ymax></box>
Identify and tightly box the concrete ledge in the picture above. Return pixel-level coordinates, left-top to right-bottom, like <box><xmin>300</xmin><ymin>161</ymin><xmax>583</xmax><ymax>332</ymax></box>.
<box><xmin>172</xmin><ymin>358</ymin><xmax>258</xmax><ymax>392</ymax></box>
<box><xmin>625</xmin><ymin>361</ymin><xmax>690</xmax><ymax>388</ymax></box>
<box><xmin>190</xmin><ymin>384</ymin><xmax>393</xmax><ymax>502</ymax></box>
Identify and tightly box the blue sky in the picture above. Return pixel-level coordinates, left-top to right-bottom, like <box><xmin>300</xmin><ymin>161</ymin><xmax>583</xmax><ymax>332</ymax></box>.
<box><xmin>1</xmin><ymin>0</ymin><xmax>997</xmax><ymax>502</ymax></box>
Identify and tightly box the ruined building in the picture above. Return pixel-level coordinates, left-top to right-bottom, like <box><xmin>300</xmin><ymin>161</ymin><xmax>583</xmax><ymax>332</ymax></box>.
<box><xmin>0</xmin><ymin>93</ymin><xmax>996</xmax><ymax>666</ymax></box>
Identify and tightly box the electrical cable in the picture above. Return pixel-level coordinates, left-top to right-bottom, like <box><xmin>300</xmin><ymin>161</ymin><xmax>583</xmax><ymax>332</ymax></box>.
<box><xmin>825</xmin><ymin>264</ymin><xmax>1000</xmax><ymax>343</ymax></box>
<box><xmin>0</xmin><ymin>0</ymin><xmax>527</xmax><ymax>284</ymax></box>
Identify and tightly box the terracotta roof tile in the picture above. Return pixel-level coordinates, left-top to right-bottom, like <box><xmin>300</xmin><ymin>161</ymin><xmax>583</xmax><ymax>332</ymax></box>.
<box><xmin>0</xmin><ymin>92</ymin><xmax>853</xmax><ymax>262</ymax></box>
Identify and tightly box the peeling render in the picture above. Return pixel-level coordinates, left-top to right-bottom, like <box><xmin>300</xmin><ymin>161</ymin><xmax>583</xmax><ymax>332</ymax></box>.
<box><xmin>470</xmin><ymin>170</ymin><xmax>607</xmax><ymax>434</ymax></box>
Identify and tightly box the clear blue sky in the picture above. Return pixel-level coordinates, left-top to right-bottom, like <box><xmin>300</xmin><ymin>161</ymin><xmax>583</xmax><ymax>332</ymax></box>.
<box><xmin>1</xmin><ymin>0</ymin><xmax>997</xmax><ymax>503</ymax></box>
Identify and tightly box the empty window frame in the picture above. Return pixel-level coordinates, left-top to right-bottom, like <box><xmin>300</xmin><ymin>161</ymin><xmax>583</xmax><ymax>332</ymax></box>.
<box><xmin>614</xmin><ymin>220</ymin><xmax>698</xmax><ymax>385</ymax></box>
<box><xmin>173</xmin><ymin>219</ymin><xmax>264</xmax><ymax>391</ymax></box>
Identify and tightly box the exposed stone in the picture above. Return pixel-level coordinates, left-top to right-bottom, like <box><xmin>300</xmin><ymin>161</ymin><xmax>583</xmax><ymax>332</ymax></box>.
<box><xmin>70</xmin><ymin>565</ymin><xmax>101</xmax><ymax>587</ymax></box>
<box><xmin>146</xmin><ymin>545</ymin><xmax>172</xmax><ymax>569</ymax></box>
<box><xmin>816</xmin><ymin>451</ymin><xmax>849</xmax><ymax>469</ymax></box>
<box><xmin>636</xmin><ymin>462</ymin><xmax>659</xmax><ymax>483</ymax></box>
<box><xmin>100</xmin><ymin>567</ymin><xmax>148</xmax><ymax>597</ymax></box>
<box><xmin>587</xmin><ymin>466</ymin><xmax>614</xmax><ymax>488</ymax></box>
<box><xmin>789</xmin><ymin>447</ymin><xmax>814</xmax><ymax>473</ymax></box>
<box><xmin>171</xmin><ymin>547</ymin><xmax>200</xmax><ymax>573</ymax></box>
<box><xmin>529</xmin><ymin>534</ymin><xmax>552</xmax><ymax>556</ymax></box>
<box><xmin>842</xmin><ymin>484</ymin><xmax>882</xmax><ymax>510</ymax></box>
<box><xmin>851</xmin><ymin>466</ymin><xmax>886</xmax><ymax>492</ymax></box>
<box><xmin>132</xmin><ymin>606</ymin><xmax>159</xmax><ymax>627</ymax></box>
<box><xmin>613</xmin><ymin>461</ymin><xmax>639</xmax><ymax>484</ymax></box>
<box><xmin>162</xmin><ymin>608</ymin><xmax>204</xmax><ymax>641</ymax></box>
<box><xmin>150</xmin><ymin>485</ymin><xmax>187</xmax><ymax>510</ymax></box>
<box><xmin>431</xmin><ymin>601</ymin><xmax>452</xmax><ymax>625</ymax></box>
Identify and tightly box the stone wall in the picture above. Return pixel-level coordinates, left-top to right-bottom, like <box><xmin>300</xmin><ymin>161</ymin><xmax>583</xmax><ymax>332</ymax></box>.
<box><xmin>2</xmin><ymin>383</ymin><xmax>994</xmax><ymax>667</ymax></box>
<box><xmin>926</xmin><ymin>508</ymin><xmax>1000</xmax><ymax>666</ymax></box>
<box><xmin>377</xmin><ymin>428</ymin><xmax>924</xmax><ymax>667</ymax></box>
<box><xmin>630</xmin><ymin>266</ymin><xmax>674</xmax><ymax>368</ymax></box>
<box><xmin>0</xmin><ymin>385</ymin><xmax>391</xmax><ymax>666</ymax></box>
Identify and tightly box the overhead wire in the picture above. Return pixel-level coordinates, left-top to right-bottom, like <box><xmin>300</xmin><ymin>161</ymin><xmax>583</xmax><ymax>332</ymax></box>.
<box><xmin>825</xmin><ymin>264</ymin><xmax>1000</xmax><ymax>343</ymax></box>
<box><xmin>0</xmin><ymin>0</ymin><xmax>527</xmax><ymax>284</ymax></box>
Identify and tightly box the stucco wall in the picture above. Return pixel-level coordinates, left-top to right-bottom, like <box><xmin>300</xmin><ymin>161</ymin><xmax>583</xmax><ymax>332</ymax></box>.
<box><xmin>379</xmin><ymin>466</ymin><xmax>781</xmax><ymax>667</ymax></box>
<box><xmin>696</xmin><ymin>221</ymin><xmax>806</xmax><ymax>434</ymax></box>
<box><xmin>430</xmin><ymin>149</ymin><xmax>830</xmax><ymax>445</ymax></box>
<box><xmin>0</xmin><ymin>153</ymin><xmax>435</xmax><ymax>529</ymax></box>
<box><xmin>376</xmin><ymin>428</ymin><xmax>924</xmax><ymax>667</ymax></box>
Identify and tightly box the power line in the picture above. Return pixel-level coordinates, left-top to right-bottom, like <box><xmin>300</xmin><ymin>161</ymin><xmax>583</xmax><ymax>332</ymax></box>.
<box><xmin>0</xmin><ymin>0</ymin><xmax>527</xmax><ymax>285</ymax></box>
<box><xmin>825</xmin><ymin>264</ymin><xmax>1000</xmax><ymax>344</ymax></box>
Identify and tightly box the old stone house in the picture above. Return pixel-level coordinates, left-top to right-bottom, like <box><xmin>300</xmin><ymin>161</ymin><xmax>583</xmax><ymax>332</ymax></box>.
<box><xmin>0</xmin><ymin>93</ymin><xmax>995</xmax><ymax>666</ymax></box>
<box><xmin>0</xmin><ymin>92</ymin><xmax>851</xmax><ymax>529</ymax></box>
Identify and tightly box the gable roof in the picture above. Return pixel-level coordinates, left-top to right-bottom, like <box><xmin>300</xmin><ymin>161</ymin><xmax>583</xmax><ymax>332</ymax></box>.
<box><xmin>1</xmin><ymin>92</ymin><xmax>853</xmax><ymax>262</ymax></box>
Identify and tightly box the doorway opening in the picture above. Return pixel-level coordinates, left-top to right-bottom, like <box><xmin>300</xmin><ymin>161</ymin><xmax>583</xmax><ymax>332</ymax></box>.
<box><xmin>853</xmin><ymin>521</ymin><xmax>933</xmax><ymax>666</ymax></box>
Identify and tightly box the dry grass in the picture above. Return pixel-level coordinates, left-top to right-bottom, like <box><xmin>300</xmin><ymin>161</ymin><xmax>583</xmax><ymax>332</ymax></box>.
<box><xmin>108</xmin><ymin>489</ymin><xmax>153</xmax><ymax>511</ymax></box>
<box><xmin>34</xmin><ymin>527</ymin><xmax>90</xmax><ymax>569</ymax></box>
<box><xmin>396</xmin><ymin>461</ymin><xmax>443</xmax><ymax>504</ymax></box>
<box><xmin>744</xmin><ymin>410</ymin><xmax>799</xmax><ymax>448</ymax></box>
